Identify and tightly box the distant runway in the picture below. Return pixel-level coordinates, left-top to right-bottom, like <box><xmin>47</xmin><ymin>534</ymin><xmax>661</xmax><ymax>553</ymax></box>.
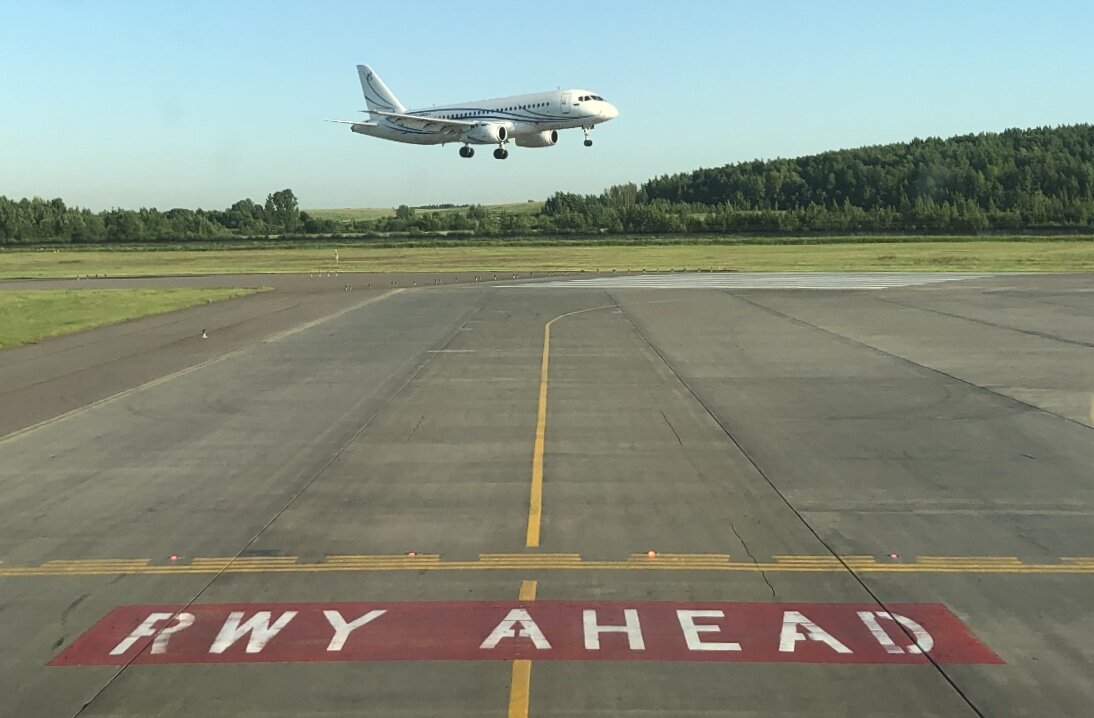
<box><xmin>504</xmin><ymin>271</ymin><xmax>995</xmax><ymax>289</ymax></box>
<box><xmin>1</xmin><ymin>272</ymin><xmax>1092</xmax><ymax>716</ymax></box>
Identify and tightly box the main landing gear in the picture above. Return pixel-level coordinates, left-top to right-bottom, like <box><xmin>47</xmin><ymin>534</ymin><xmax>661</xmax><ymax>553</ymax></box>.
<box><xmin>583</xmin><ymin>126</ymin><xmax>593</xmax><ymax>147</ymax></box>
<box><xmin>459</xmin><ymin>144</ymin><xmax>509</xmax><ymax>159</ymax></box>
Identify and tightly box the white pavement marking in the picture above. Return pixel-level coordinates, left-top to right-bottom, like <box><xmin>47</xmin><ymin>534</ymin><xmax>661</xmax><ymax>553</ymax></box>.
<box><xmin>0</xmin><ymin>290</ymin><xmax>401</xmax><ymax>445</ymax></box>
<box><xmin>498</xmin><ymin>272</ymin><xmax>993</xmax><ymax>290</ymax></box>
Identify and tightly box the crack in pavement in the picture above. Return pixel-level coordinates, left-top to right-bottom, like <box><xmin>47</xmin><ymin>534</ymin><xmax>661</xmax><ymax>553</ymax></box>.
<box><xmin>730</xmin><ymin>521</ymin><xmax>776</xmax><ymax>599</ymax></box>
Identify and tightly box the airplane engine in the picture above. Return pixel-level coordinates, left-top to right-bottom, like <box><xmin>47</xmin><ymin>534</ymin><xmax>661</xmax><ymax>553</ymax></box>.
<box><xmin>462</xmin><ymin>122</ymin><xmax>508</xmax><ymax>144</ymax></box>
<box><xmin>514</xmin><ymin>130</ymin><xmax>559</xmax><ymax>148</ymax></box>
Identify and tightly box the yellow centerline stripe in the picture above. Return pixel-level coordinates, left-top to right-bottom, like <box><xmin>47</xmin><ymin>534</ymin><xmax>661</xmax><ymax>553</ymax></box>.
<box><xmin>525</xmin><ymin>303</ymin><xmax>618</xmax><ymax>549</ymax></box>
<box><xmin>518</xmin><ymin>579</ymin><xmax>539</xmax><ymax>601</ymax></box>
<box><xmin>508</xmin><ymin>580</ymin><xmax>538</xmax><ymax>718</ymax></box>
<box><xmin>526</xmin><ymin>320</ymin><xmax>553</xmax><ymax>548</ymax></box>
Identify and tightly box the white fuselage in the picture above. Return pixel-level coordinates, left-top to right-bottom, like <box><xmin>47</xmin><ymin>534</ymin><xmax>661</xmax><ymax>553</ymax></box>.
<box><xmin>353</xmin><ymin>89</ymin><xmax>618</xmax><ymax>145</ymax></box>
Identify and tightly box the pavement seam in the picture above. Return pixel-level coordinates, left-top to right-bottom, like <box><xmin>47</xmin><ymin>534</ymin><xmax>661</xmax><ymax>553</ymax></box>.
<box><xmin>612</xmin><ymin>289</ymin><xmax>987</xmax><ymax>718</ymax></box>
<box><xmin>605</xmin><ymin>289</ymin><xmax>781</xmax><ymax>602</ymax></box>
<box><xmin>0</xmin><ymin>290</ymin><xmax>299</xmax><ymax>409</ymax></box>
<box><xmin>0</xmin><ymin>290</ymin><xmax>401</xmax><ymax>446</ymax></box>
<box><xmin>64</xmin><ymin>286</ymin><xmax>462</xmax><ymax>718</ymax></box>
<box><xmin>735</xmin><ymin>292</ymin><xmax>1094</xmax><ymax>434</ymax></box>
<box><xmin>872</xmin><ymin>294</ymin><xmax>1094</xmax><ymax>349</ymax></box>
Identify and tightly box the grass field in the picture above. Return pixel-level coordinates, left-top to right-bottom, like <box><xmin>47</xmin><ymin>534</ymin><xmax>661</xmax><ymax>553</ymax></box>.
<box><xmin>2</xmin><ymin>242</ymin><xmax>1094</xmax><ymax>279</ymax></box>
<box><xmin>0</xmin><ymin>288</ymin><xmax>265</xmax><ymax>349</ymax></box>
<box><xmin>306</xmin><ymin>201</ymin><xmax>543</xmax><ymax>222</ymax></box>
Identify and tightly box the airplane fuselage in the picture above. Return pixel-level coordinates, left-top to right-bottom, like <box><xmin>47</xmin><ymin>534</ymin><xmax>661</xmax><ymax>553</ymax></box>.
<box><xmin>339</xmin><ymin>65</ymin><xmax>618</xmax><ymax>159</ymax></box>
<box><xmin>352</xmin><ymin>90</ymin><xmax>618</xmax><ymax>145</ymax></box>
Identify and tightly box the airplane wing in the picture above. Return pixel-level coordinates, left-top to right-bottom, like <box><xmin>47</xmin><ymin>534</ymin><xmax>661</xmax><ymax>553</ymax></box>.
<box><xmin>367</xmin><ymin>110</ymin><xmax>475</xmax><ymax>136</ymax></box>
<box><xmin>326</xmin><ymin>119</ymin><xmax>377</xmax><ymax>126</ymax></box>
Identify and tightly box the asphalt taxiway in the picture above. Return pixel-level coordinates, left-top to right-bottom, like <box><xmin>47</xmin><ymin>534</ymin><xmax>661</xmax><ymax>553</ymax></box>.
<box><xmin>1</xmin><ymin>272</ymin><xmax>1092</xmax><ymax>716</ymax></box>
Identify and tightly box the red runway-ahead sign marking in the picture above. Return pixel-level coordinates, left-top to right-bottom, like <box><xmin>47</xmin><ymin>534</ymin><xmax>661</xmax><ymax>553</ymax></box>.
<box><xmin>49</xmin><ymin>601</ymin><xmax>1002</xmax><ymax>666</ymax></box>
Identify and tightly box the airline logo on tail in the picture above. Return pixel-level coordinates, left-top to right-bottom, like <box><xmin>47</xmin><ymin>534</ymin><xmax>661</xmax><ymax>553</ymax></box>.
<box><xmin>357</xmin><ymin>65</ymin><xmax>405</xmax><ymax>114</ymax></box>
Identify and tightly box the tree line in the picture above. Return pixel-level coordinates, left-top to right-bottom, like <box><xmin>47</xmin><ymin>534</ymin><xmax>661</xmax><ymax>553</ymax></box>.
<box><xmin>542</xmin><ymin>124</ymin><xmax>1094</xmax><ymax>234</ymax></box>
<box><xmin>0</xmin><ymin>189</ymin><xmax>307</xmax><ymax>244</ymax></box>
<box><xmin>3</xmin><ymin>124</ymin><xmax>1093</xmax><ymax>244</ymax></box>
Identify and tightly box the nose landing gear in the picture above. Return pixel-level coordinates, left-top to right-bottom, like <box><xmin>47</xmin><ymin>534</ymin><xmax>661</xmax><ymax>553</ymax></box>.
<box><xmin>583</xmin><ymin>126</ymin><xmax>593</xmax><ymax>147</ymax></box>
<box><xmin>459</xmin><ymin>145</ymin><xmax>474</xmax><ymax>158</ymax></box>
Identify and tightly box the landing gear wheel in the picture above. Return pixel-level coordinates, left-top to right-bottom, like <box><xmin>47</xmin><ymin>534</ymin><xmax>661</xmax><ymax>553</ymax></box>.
<box><xmin>584</xmin><ymin>139</ymin><xmax>593</xmax><ymax>147</ymax></box>
<box><xmin>459</xmin><ymin>145</ymin><xmax>474</xmax><ymax>158</ymax></box>
<box><xmin>493</xmin><ymin>148</ymin><xmax>509</xmax><ymax>160</ymax></box>
<box><xmin>582</xmin><ymin>126</ymin><xmax>593</xmax><ymax>147</ymax></box>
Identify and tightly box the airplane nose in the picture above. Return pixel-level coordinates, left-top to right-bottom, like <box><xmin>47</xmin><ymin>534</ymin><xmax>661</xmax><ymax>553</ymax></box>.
<box><xmin>602</xmin><ymin>102</ymin><xmax>619</xmax><ymax>120</ymax></box>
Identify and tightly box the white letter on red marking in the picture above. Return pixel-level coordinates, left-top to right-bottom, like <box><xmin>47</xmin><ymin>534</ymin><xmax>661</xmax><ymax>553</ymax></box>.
<box><xmin>778</xmin><ymin>611</ymin><xmax>851</xmax><ymax>654</ymax></box>
<box><xmin>480</xmin><ymin>609</ymin><xmax>551</xmax><ymax>650</ymax></box>
<box><xmin>209</xmin><ymin>611</ymin><xmax>297</xmax><ymax>654</ymax></box>
<box><xmin>858</xmin><ymin>611</ymin><xmax>934</xmax><ymax>655</ymax></box>
<box><xmin>676</xmin><ymin>610</ymin><xmax>741</xmax><ymax>652</ymax></box>
<box><xmin>110</xmin><ymin>612</ymin><xmax>194</xmax><ymax>656</ymax></box>
<box><xmin>323</xmin><ymin>609</ymin><xmax>387</xmax><ymax>652</ymax></box>
<box><xmin>583</xmin><ymin>609</ymin><xmax>645</xmax><ymax>650</ymax></box>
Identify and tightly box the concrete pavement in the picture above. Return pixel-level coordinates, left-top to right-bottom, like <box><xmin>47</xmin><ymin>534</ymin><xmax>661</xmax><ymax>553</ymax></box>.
<box><xmin>1</xmin><ymin>272</ymin><xmax>1091</xmax><ymax>716</ymax></box>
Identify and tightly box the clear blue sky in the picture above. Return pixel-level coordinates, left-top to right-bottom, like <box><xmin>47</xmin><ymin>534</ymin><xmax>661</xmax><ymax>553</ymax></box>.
<box><xmin>2</xmin><ymin>1</ymin><xmax>1092</xmax><ymax>210</ymax></box>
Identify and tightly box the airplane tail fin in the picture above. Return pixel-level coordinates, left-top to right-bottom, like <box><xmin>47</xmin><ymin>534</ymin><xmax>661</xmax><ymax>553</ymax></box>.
<box><xmin>357</xmin><ymin>65</ymin><xmax>406</xmax><ymax>114</ymax></box>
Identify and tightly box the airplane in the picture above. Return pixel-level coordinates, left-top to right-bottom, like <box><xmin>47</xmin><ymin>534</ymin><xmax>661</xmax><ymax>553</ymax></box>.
<box><xmin>331</xmin><ymin>65</ymin><xmax>619</xmax><ymax>160</ymax></box>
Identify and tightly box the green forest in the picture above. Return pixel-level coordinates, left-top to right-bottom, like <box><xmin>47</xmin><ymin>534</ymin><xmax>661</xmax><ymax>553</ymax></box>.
<box><xmin>3</xmin><ymin>124</ymin><xmax>1093</xmax><ymax>245</ymax></box>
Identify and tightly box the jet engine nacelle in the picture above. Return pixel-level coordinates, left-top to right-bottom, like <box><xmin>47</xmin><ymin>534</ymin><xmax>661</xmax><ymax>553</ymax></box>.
<box><xmin>462</xmin><ymin>122</ymin><xmax>508</xmax><ymax>144</ymax></box>
<box><xmin>514</xmin><ymin>130</ymin><xmax>559</xmax><ymax>148</ymax></box>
